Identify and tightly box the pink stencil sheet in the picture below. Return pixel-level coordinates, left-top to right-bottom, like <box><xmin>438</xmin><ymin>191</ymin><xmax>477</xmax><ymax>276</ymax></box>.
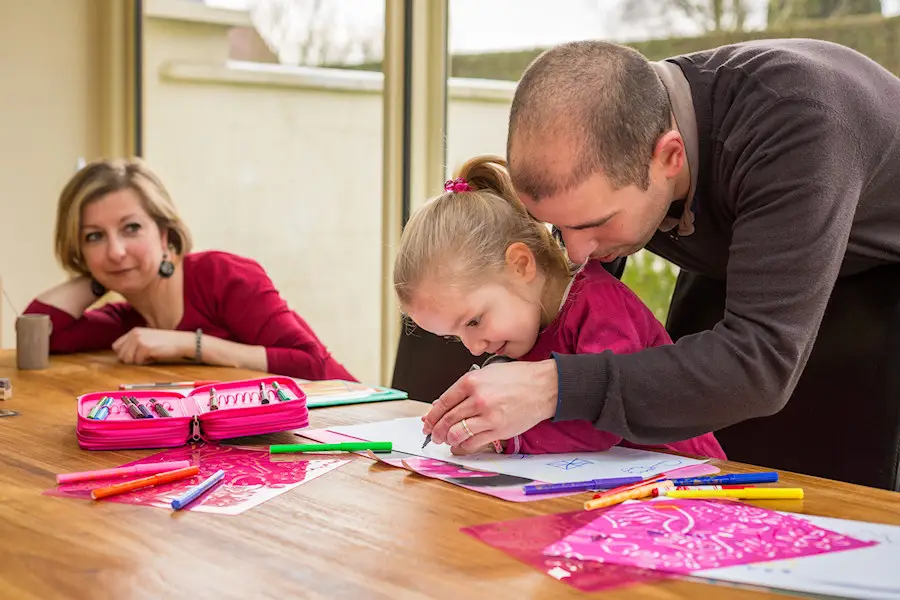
<box><xmin>46</xmin><ymin>443</ymin><xmax>348</xmax><ymax>515</ymax></box>
<box><xmin>462</xmin><ymin>510</ymin><xmax>672</xmax><ymax>593</ymax></box>
<box><xmin>542</xmin><ymin>499</ymin><xmax>877</xmax><ymax>574</ymax></box>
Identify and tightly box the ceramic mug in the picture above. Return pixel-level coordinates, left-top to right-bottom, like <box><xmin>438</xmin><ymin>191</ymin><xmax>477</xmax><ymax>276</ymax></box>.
<box><xmin>16</xmin><ymin>314</ymin><xmax>52</xmax><ymax>370</ymax></box>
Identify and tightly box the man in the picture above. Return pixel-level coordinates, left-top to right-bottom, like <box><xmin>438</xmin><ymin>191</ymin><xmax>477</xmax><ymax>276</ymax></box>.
<box><xmin>423</xmin><ymin>38</ymin><xmax>900</xmax><ymax>489</ymax></box>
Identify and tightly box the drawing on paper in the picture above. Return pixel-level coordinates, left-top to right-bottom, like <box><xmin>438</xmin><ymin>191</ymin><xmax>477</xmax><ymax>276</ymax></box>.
<box><xmin>743</xmin><ymin>559</ymin><xmax>799</xmax><ymax>575</ymax></box>
<box><xmin>621</xmin><ymin>459</ymin><xmax>684</xmax><ymax>475</ymax></box>
<box><xmin>548</xmin><ymin>458</ymin><xmax>594</xmax><ymax>470</ymax></box>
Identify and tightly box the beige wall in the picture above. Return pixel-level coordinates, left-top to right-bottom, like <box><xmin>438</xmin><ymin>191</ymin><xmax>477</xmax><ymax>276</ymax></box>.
<box><xmin>143</xmin><ymin>5</ymin><xmax>514</xmax><ymax>385</ymax></box>
<box><xmin>446</xmin><ymin>78</ymin><xmax>516</xmax><ymax>176</ymax></box>
<box><xmin>0</xmin><ymin>0</ymin><xmax>107</xmax><ymax>348</ymax></box>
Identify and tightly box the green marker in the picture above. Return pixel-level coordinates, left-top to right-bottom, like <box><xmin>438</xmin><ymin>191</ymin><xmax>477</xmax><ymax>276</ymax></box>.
<box><xmin>269</xmin><ymin>441</ymin><xmax>393</xmax><ymax>454</ymax></box>
<box><xmin>271</xmin><ymin>381</ymin><xmax>291</xmax><ymax>402</ymax></box>
<box><xmin>87</xmin><ymin>396</ymin><xmax>112</xmax><ymax>419</ymax></box>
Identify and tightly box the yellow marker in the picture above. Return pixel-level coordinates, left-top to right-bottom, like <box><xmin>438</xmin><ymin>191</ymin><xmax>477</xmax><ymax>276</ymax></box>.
<box><xmin>665</xmin><ymin>488</ymin><xmax>804</xmax><ymax>500</ymax></box>
<box><xmin>584</xmin><ymin>481</ymin><xmax>674</xmax><ymax>511</ymax></box>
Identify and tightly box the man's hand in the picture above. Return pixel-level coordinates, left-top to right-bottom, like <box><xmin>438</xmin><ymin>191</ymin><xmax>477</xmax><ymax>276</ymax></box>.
<box><xmin>422</xmin><ymin>359</ymin><xmax>559</xmax><ymax>454</ymax></box>
<box><xmin>112</xmin><ymin>328</ymin><xmax>193</xmax><ymax>365</ymax></box>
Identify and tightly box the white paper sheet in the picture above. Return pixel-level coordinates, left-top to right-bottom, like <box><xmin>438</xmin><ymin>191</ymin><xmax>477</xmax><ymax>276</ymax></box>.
<box><xmin>328</xmin><ymin>417</ymin><xmax>708</xmax><ymax>484</ymax></box>
<box><xmin>695</xmin><ymin>511</ymin><xmax>900</xmax><ymax>599</ymax></box>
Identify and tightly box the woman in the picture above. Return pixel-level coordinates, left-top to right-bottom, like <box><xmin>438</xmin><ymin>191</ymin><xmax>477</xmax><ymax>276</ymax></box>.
<box><xmin>24</xmin><ymin>157</ymin><xmax>356</xmax><ymax>382</ymax></box>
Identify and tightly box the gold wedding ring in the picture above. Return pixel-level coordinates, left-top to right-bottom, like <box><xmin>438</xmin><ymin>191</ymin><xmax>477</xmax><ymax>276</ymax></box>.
<box><xmin>461</xmin><ymin>418</ymin><xmax>474</xmax><ymax>438</ymax></box>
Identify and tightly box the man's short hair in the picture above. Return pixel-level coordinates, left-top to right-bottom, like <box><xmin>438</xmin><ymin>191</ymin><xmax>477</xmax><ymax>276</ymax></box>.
<box><xmin>507</xmin><ymin>40</ymin><xmax>672</xmax><ymax>199</ymax></box>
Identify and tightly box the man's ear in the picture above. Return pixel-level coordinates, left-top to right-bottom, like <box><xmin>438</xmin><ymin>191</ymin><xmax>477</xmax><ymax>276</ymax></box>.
<box><xmin>505</xmin><ymin>242</ymin><xmax>537</xmax><ymax>282</ymax></box>
<box><xmin>652</xmin><ymin>130</ymin><xmax>685</xmax><ymax>179</ymax></box>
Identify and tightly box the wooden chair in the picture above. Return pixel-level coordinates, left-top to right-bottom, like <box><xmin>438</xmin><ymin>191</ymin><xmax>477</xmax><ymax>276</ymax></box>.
<box><xmin>391</xmin><ymin>326</ymin><xmax>487</xmax><ymax>404</ymax></box>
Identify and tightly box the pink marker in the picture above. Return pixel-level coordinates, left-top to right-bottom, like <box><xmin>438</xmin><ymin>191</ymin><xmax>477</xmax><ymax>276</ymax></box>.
<box><xmin>56</xmin><ymin>460</ymin><xmax>192</xmax><ymax>484</ymax></box>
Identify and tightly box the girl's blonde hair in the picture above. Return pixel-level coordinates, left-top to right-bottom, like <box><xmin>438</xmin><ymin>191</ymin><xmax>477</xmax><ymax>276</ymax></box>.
<box><xmin>55</xmin><ymin>157</ymin><xmax>193</xmax><ymax>276</ymax></box>
<box><xmin>394</xmin><ymin>154</ymin><xmax>571</xmax><ymax>307</ymax></box>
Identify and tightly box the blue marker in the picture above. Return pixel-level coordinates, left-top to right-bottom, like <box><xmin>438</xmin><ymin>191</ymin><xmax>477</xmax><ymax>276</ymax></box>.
<box><xmin>88</xmin><ymin>396</ymin><xmax>113</xmax><ymax>419</ymax></box>
<box><xmin>171</xmin><ymin>469</ymin><xmax>226</xmax><ymax>510</ymax></box>
<box><xmin>670</xmin><ymin>472</ymin><xmax>779</xmax><ymax>487</ymax></box>
<box><xmin>523</xmin><ymin>476</ymin><xmax>645</xmax><ymax>495</ymax></box>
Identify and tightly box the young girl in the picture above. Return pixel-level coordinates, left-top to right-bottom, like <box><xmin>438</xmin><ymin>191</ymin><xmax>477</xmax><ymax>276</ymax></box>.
<box><xmin>393</xmin><ymin>155</ymin><xmax>725</xmax><ymax>459</ymax></box>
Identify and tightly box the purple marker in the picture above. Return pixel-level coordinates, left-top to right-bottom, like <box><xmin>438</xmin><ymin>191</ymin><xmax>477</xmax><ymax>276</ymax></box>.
<box><xmin>523</xmin><ymin>476</ymin><xmax>646</xmax><ymax>496</ymax></box>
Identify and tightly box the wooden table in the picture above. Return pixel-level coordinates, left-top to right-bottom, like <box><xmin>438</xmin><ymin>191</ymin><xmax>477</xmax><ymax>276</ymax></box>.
<box><xmin>2</xmin><ymin>351</ymin><xmax>899</xmax><ymax>600</ymax></box>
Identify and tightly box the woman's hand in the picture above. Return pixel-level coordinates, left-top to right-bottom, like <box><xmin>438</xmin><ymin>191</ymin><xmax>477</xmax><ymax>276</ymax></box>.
<box><xmin>423</xmin><ymin>360</ymin><xmax>559</xmax><ymax>454</ymax></box>
<box><xmin>112</xmin><ymin>328</ymin><xmax>194</xmax><ymax>365</ymax></box>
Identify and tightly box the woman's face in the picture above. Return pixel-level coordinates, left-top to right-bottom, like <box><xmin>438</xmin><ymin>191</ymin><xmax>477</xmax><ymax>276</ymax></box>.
<box><xmin>79</xmin><ymin>188</ymin><xmax>168</xmax><ymax>295</ymax></box>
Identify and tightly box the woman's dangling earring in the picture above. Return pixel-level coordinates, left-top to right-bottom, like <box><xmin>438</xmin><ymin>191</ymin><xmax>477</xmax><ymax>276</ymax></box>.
<box><xmin>90</xmin><ymin>278</ymin><xmax>107</xmax><ymax>297</ymax></box>
<box><xmin>158</xmin><ymin>251</ymin><xmax>175</xmax><ymax>278</ymax></box>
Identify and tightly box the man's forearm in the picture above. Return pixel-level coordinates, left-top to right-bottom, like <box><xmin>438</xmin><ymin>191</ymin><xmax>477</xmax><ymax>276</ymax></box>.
<box><xmin>551</xmin><ymin>330</ymin><xmax>793</xmax><ymax>445</ymax></box>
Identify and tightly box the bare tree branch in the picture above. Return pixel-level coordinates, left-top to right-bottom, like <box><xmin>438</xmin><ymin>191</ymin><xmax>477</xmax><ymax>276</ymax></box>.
<box><xmin>249</xmin><ymin>0</ymin><xmax>382</xmax><ymax>66</ymax></box>
<box><xmin>614</xmin><ymin>0</ymin><xmax>756</xmax><ymax>33</ymax></box>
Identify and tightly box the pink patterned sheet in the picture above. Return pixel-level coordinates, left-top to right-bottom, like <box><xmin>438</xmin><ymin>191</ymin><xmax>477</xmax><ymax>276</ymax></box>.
<box><xmin>543</xmin><ymin>499</ymin><xmax>875</xmax><ymax>574</ymax></box>
<box><xmin>462</xmin><ymin>509</ymin><xmax>672</xmax><ymax>593</ymax></box>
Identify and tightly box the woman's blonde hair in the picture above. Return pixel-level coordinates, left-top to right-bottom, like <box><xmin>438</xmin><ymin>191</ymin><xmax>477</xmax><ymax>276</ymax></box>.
<box><xmin>393</xmin><ymin>154</ymin><xmax>571</xmax><ymax>307</ymax></box>
<box><xmin>55</xmin><ymin>157</ymin><xmax>193</xmax><ymax>275</ymax></box>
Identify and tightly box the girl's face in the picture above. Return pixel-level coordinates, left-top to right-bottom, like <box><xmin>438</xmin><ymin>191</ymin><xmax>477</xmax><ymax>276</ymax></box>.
<box><xmin>80</xmin><ymin>189</ymin><xmax>168</xmax><ymax>295</ymax></box>
<box><xmin>405</xmin><ymin>244</ymin><xmax>545</xmax><ymax>359</ymax></box>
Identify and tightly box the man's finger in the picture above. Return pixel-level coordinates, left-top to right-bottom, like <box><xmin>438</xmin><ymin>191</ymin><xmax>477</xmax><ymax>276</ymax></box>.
<box><xmin>446</xmin><ymin>415</ymin><xmax>489</xmax><ymax>447</ymax></box>
<box><xmin>423</xmin><ymin>372</ymin><xmax>474</xmax><ymax>430</ymax></box>
<box><xmin>430</xmin><ymin>399</ymin><xmax>478</xmax><ymax>445</ymax></box>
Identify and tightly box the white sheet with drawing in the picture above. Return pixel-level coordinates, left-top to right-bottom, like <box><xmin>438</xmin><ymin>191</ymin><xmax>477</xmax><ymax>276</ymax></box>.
<box><xmin>328</xmin><ymin>417</ymin><xmax>708</xmax><ymax>484</ymax></box>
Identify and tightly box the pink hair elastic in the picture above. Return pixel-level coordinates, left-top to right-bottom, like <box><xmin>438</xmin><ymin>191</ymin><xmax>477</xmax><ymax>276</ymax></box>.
<box><xmin>444</xmin><ymin>177</ymin><xmax>471</xmax><ymax>193</ymax></box>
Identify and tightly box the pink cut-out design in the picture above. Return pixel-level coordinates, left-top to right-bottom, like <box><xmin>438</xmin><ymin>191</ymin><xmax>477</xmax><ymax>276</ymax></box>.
<box><xmin>45</xmin><ymin>443</ymin><xmax>349</xmax><ymax>515</ymax></box>
<box><xmin>462</xmin><ymin>510</ymin><xmax>672</xmax><ymax>593</ymax></box>
<box><xmin>397</xmin><ymin>456</ymin><xmax>577</xmax><ymax>502</ymax></box>
<box><xmin>542</xmin><ymin>499</ymin><xmax>876</xmax><ymax>574</ymax></box>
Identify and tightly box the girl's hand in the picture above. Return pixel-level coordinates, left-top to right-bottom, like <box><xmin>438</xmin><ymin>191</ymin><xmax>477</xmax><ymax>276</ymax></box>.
<box><xmin>450</xmin><ymin>438</ymin><xmax>506</xmax><ymax>456</ymax></box>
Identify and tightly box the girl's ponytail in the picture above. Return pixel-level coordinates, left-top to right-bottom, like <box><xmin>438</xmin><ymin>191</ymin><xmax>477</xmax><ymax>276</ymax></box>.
<box><xmin>456</xmin><ymin>155</ymin><xmax>572</xmax><ymax>277</ymax></box>
<box><xmin>394</xmin><ymin>154</ymin><xmax>571</xmax><ymax>308</ymax></box>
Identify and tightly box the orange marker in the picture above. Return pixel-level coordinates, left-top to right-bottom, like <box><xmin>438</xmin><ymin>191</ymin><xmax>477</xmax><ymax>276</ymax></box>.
<box><xmin>584</xmin><ymin>480</ymin><xmax>674</xmax><ymax>511</ymax></box>
<box><xmin>91</xmin><ymin>465</ymin><xmax>199</xmax><ymax>500</ymax></box>
<box><xmin>592</xmin><ymin>474</ymin><xmax>665</xmax><ymax>500</ymax></box>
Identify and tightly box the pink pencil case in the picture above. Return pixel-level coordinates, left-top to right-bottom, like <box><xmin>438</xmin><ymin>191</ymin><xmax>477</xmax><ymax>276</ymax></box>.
<box><xmin>75</xmin><ymin>376</ymin><xmax>308</xmax><ymax>450</ymax></box>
